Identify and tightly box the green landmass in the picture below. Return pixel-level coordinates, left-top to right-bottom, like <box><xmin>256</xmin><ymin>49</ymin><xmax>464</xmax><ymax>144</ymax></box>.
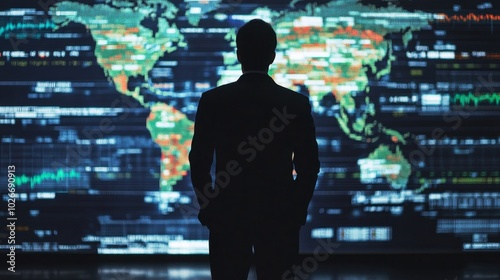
<box><xmin>185</xmin><ymin>0</ymin><xmax>222</xmax><ymax>26</ymax></box>
<box><xmin>215</xmin><ymin>0</ymin><xmax>432</xmax><ymax>189</ymax></box>
<box><xmin>361</xmin><ymin>144</ymin><xmax>412</xmax><ymax>189</ymax></box>
<box><xmin>51</xmin><ymin>1</ymin><xmax>192</xmax><ymax>192</ymax></box>
<box><xmin>146</xmin><ymin>103</ymin><xmax>193</xmax><ymax>192</ymax></box>
<box><xmin>51</xmin><ymin>1</ymin><xmax>186</xmax><ymax>107</ymax></box>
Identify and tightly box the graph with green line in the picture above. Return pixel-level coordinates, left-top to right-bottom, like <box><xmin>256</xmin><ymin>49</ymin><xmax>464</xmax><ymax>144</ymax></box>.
<box><xmin>0</xmin><ymin>20</ymin><xmax>55</xmax><ymax>38</ymax></box>
<box><xmin>17</xmin><ymin>169</ymin><xmax>82</xmax><ymax>189</ymax></box>
<box><xmin>452</xmin><ymin>92</ymin><xmax>500</xmax><ymax>107</ymax></box>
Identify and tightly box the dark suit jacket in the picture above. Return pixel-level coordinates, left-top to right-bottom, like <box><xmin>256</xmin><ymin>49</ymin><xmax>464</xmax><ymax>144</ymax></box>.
<box><xmin>189</xmin><ymin>72</ymin><xmax>319</xmax><ymax>229</ymax></box>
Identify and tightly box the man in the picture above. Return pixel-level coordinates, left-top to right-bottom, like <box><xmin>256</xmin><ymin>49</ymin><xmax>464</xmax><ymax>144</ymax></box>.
<box><xmin>189</xmin><ymin>19</ymin><xmax>320</xmax><ymax>279</ymax></box>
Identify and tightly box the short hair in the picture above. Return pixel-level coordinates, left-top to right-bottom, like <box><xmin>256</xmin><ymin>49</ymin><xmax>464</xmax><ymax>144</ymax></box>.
<box><xmin>236</xmin><ymin>19</ymin><xmax>277</xmax><ymax>70</ymax></box>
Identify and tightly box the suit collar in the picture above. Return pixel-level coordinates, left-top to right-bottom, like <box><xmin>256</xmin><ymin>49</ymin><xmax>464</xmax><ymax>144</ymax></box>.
<box><xmin>237</xmin><ymin>72</ymin><xmax>275</xmax><ymax>84</ymax></box>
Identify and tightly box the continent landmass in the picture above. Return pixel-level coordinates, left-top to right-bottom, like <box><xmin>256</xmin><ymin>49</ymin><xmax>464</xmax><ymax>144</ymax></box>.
<box><xmin>218</xmin><ymin>0</ymin><xmax>431</xmax><ymax>189</ymax></box>
<box><xmin>51</xmin><ymin>1</ymin><xmax>193</xmax><ymax>191</ymax></box>
<box><xmin>184</xmin><ymin>0</ymin><xmax>223</xmax><ymax>26</ymax></box>
<box><xmin>269</xmin><ymin>0</ymin><xmax>431</xmax><ymax>144</ymax></box>
<box><xmin>359</xmin><ymin>144</ymin><xmax>411</xmax><ymax>189</ymax></box>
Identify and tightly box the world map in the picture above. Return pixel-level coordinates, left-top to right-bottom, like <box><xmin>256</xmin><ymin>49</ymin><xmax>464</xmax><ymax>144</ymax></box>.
<box><xmin>50</xmin><ymin>0</ymin><xmax>434</xmax><ymax>192</ymax></box>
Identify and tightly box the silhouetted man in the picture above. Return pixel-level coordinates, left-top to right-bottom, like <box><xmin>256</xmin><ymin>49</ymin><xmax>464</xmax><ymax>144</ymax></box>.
<box><xmin>189</xmin><ymin>19</ymin><xmax>320</xmax><ymax>280</ymax></box>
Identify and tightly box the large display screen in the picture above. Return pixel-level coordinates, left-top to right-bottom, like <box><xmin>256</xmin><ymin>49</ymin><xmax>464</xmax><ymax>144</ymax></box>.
<box><xmin>1</xmin><ymin>0</ymin><xmax>499</xmax><ymax>254</ymax></box>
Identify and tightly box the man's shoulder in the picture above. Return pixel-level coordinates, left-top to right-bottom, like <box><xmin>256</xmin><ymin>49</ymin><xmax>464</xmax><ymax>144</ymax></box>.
<box><xmin>200</xmin><ymin>82</ymin><xmax>238</xmax><ymax>99</ymax></box>
<box><xmin>200</xmin><ymin>77</ymin><xmax>310</xmax><ymax>104</ymax></box>
<box><xmin>274</xmin><ymin>83</ymin><xmax>309</xmax><ymax>102</ymax></box>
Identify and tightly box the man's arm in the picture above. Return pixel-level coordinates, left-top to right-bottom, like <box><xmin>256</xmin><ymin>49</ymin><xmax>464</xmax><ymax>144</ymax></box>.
<box><xmin>189</xmin><ymin>93</ymin><xmax>215</xmax><ymax>226</ymax></box>
<box><xmin>293</xmin><ymin>98</ymin><xmax>320</xmax><ymax>225</ymax></box>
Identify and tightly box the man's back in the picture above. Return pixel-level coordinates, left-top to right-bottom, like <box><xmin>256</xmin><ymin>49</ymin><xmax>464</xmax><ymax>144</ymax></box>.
<box><xmin>190</xmin><ymin>72</ymin><xmax>319</xmax><ymax>228</ymax></box>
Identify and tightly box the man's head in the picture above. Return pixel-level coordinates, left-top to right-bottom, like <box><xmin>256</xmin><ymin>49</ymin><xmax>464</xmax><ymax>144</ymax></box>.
<box><xmin>236</xmin><ymin>19</ymin><xmax>277</xmax><ymax>72</ymax></box>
